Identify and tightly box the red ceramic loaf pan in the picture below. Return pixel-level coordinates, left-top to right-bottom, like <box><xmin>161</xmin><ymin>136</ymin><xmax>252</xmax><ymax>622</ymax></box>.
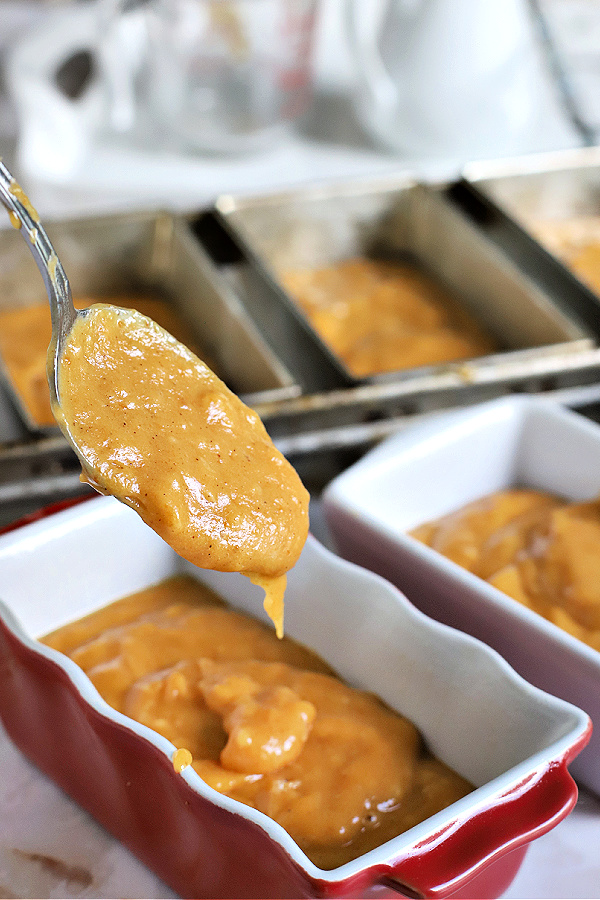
<box><xmin>0</xmin><ymin>496</ymin><xmax>591</xmax><ymax>898</ymax></box>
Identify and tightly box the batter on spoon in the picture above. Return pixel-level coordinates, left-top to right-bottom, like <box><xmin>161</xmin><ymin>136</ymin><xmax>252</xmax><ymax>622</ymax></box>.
<box><xmin>55</xmin><ymin>304</ymin><xmax>309</xmax><ymax>636</ymax></box>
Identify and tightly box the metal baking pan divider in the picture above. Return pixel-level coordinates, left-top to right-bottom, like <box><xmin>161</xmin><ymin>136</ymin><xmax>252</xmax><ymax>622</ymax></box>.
<box><xmin>460</xmin><ymin>146</ymin><xmax>600</xmax><ymax>322</ymax></box>
<box><xmin>445</xmin><ymin>177</ymin><xmax>600</xmax><ymax>342</ymax></box>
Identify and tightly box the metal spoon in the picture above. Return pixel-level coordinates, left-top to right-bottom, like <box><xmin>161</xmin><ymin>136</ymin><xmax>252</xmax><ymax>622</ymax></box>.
<box><xmin>0</xmin><ymin>163</ymin><xmax>307</xmax><ymax>618</ymax></box>
<box><xmin>0</xmin><ymin>159</ymin><xmax>83</xmax><ymax>431</ymax></box>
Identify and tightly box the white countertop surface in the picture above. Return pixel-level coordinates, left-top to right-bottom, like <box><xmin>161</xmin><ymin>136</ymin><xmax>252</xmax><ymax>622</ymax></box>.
<box><xmin>0</xmin><ymin>713</ymin><xmax>599</xmax><ymax>900</ymax></box>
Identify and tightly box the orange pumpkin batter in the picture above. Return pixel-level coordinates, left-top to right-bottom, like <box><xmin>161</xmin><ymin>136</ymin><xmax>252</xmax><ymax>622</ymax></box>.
<box><xmin>411</xmin><ymin>488</ymin><xmax>600</xmax><ymax>649</ymax></box>
<box><xmin>42</xmin><ymin>574</ymin><xmax>472</xmax><ymax>869</ymax></box>
<box><xmin>56</xmin><ymin>305</ymin><xmax>309</xmax><ymax>636</ymax></box>
<box><xmin>0</xmin><ymin>294</ymin><xmax>208</xmax><ymax>427</ymax></box>
<box><xmin>281</xmin><ymin>257</ymin><xmax>496</xmax><ymax>377</ymax></box>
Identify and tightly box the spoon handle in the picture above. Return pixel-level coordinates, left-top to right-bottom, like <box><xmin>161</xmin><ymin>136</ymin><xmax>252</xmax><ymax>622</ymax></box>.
<box><xmin>0</xmin><ymin>160</ymin><xmax>77</xmax><ymax>411</ymax></box>
<box><xmin>0</xmin><ymin>159</ymin><xmax>76</xmax><ymax>343</ymax></box>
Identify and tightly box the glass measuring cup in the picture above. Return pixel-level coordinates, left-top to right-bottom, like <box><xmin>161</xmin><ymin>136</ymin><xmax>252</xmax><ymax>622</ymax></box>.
<box><xmin>144</xmin><ymin>0</ymin><xmax>318</xmax><ymax>154</ymax></box>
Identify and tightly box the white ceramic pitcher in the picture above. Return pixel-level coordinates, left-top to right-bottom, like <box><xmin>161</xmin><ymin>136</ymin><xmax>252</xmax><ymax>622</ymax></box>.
<box><xmin>346</xmin><ymin>0</ymin><xmax>551</xmax><ymax>160</ymax></box>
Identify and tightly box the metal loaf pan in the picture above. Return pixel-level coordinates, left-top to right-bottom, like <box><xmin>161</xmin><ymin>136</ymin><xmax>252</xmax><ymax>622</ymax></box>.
<box><xmin>463</xmin><ymin>147</ymin><xmax>600</xmax><ymax>230</ymax></box>
<box><xmin>461</xmin><ymin>147</ymin><xmax>600</xmax><ymax>329</ymax></box>
<box><xmin>0</xmin><ymin>209</ymin><xmax>300</xmax><ymax>435</ymax></box>
<box><xmin>210</xmin><ymin>174</ymin><xmax>596</xmax><ymax>396</ymax></box>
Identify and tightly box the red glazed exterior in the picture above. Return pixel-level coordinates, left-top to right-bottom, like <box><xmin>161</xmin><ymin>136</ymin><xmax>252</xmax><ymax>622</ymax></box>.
<box><xmin>0</xmin><ymin>608</ymin><xmax>590</xmax><ymax>899</ymax></box>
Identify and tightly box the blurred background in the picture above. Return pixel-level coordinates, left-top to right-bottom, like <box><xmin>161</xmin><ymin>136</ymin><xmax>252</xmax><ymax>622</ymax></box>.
<box><xmin>0</xmin><ymin>0</ymin><xmax>599</xmax><ymax>217</ymax></box>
